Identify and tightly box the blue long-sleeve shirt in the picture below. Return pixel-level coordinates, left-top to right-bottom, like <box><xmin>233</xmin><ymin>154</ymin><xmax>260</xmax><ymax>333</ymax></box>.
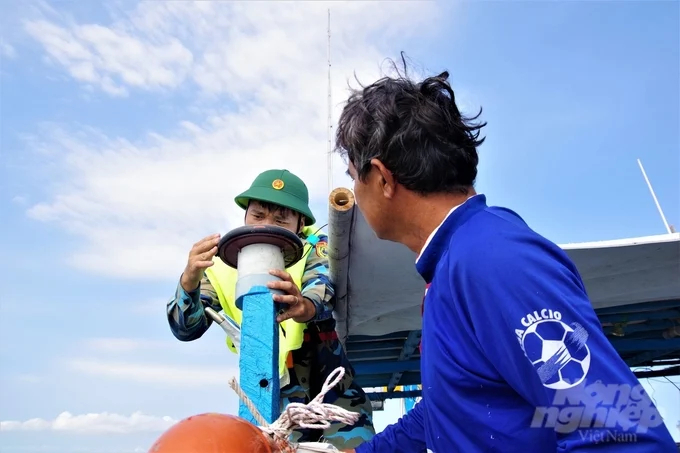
<box><xmin>357</xmin><ymin>194</ymin><xmax>676</xmax><ymax>453</ymax></box>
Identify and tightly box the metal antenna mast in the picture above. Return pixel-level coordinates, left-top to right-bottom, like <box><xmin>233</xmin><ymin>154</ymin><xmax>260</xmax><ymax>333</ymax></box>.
<box><xmin>637</xmin><ymin>158</ymin><xmax>673</xmax><ymax>234</ymax></box>
<box><xmin>327</xmin><ymin>8</ymin><xmax>333</xmax><ymax>193</ymax></box>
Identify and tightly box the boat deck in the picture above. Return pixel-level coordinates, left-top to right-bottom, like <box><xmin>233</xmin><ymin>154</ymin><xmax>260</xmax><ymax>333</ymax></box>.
<box><xmin>349</xmin><ymin>298</ymin><xmax>680</xmax><ymax>400</ymax></box>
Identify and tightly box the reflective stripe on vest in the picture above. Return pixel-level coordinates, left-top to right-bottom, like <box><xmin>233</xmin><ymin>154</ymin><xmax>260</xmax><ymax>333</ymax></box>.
<box><xmin>204</xmin><ymin>226</ymin><xmax>314</xmax><ymax>379</ymax></box>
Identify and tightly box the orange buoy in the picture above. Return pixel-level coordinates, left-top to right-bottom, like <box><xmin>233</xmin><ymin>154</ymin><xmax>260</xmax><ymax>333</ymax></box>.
<box><xmin>148</xmin><ymin>413</ymin><xmax>274</xmax><ymax>453</ymax></box>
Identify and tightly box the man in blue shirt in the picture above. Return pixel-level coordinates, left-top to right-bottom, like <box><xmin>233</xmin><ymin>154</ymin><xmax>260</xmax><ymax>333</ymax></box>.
<box><xmin>332</xmin><ymin>56</ymin><xmax>676</xmax><ymax>452</ymax></box>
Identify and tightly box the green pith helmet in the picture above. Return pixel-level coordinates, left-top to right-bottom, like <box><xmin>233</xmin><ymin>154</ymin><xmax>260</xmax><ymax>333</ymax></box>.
<box><xmin>235</xmin><ymin>169</ymin><xmax>316</xmax><ymax>226</ymax></box>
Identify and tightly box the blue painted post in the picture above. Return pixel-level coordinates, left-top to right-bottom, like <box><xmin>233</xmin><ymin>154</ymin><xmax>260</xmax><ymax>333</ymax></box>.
<box><xmin>237</xmin><ymin>285</ymin><xmax>280</xmax><ymax>425</ymax></box>
<box><xmin>403</xmin><ymin>384</ymin><xmax>421</xmax><ymax>413</ymax></box>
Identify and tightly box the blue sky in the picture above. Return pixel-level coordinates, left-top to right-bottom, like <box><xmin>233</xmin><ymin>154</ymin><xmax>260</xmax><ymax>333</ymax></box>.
<box><xmin>1</xmin><ymin>0</ymin><xmax>678</xmax><ymax>451</ymax></box>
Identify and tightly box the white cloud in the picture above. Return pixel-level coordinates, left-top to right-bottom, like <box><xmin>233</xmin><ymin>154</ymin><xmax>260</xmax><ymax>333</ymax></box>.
<box><xmin>20</xmin><ymin>1</ymin><xmax>448</xmax><ymax>280</ymax></box>
<box><xmin>23</xmin><ymin>19</ymin><xmax>192</xmax><ymax>96</ymax></box>
<box><xmin>11</xmin><ymin>195</ymin><xmax>28</xmax><ymax>205</ymax></box>
<box><xmin>81</xmin><ymin>336</ymin><xmax>221</xmax><ymax>357</ymax></box>
<box><xmin>67</xmin><ymin>358</ymin><xmax>237</xmax><ymax>387</ymax></box>
<box><xmin>128</xmin><ymin>298</ymin><xmax>165</xmax><ymax>316</ymax></box>
<box><xmin>16</xmin><ymin>374</ymin><xmax>42</xmax><ymax>384</ymax></box>
<box><xmin>1</xmin><ymin>41</ymin><xmax>16</xmax><ymax>59</ymax></box>
<box><xmin>0</xmin><ymin>411</ymin><xmax>176</xmax><ymax>434</ymax></box>
<box><xmin>83</xmin><ymin>338</ymin><xmax>166</xmax><ymax>353</ymax></box>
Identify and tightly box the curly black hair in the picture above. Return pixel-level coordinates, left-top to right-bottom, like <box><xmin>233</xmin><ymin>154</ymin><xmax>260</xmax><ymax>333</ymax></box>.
<box><xmin>335</xmin><ymin>53</ymin><xmax>486</xmax><ymax>195</ymax></box>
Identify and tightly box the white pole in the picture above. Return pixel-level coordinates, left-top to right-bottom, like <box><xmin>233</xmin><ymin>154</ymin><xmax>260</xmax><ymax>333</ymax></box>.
<box><xmin>327</xmin><ymin>8</ymin><xmax>333</xmax><ymax>194</ymax></box>
<box><xmin>637</xmin><ymin>158</ymin><xmax>672</xmax><ymax>234</ymax></box>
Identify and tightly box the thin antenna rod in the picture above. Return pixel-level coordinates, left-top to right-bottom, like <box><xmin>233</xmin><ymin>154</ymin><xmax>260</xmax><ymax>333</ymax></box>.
<box><xmin>637</xmin><ymin>158</ymin><xmax>672</xmax><ymax>234</ymax></box>
<box><xmin>327</xmin><ymin>8</ymin><xmax>333</xmax><ymax>193</ymax></box>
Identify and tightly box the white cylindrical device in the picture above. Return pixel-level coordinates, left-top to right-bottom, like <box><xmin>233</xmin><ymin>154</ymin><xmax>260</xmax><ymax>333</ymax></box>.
<box><xmin>235</xmin><ymin>243</ymin><xmax>286</xmax><ymax>307</ymax></box>
<box><xmin>216</xmin><ymin>224</ymin><xmax>305</xmax><ymax>311</ymax></box>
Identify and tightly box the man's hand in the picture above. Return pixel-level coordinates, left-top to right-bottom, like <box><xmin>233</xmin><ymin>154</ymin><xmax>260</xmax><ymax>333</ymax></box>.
<box><xmin>180</xmin><ymin>234</ymin><xmax>220</xmax><ymax>292</ymax></box>
<box><xmin>267</xmin><ymin>269</ymin><xmax>316</xmax><ymax>323</ymax></box>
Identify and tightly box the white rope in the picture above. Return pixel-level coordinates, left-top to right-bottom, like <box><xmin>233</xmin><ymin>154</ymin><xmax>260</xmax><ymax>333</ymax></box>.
<box><xmin>229</xmin><ymin>378</ymin><xmax>269</xmax><ymax>427</ymax></box>
<box><xmin>229</xmin><ymin>367</ymin><xmax>360</xmax><ymax>445</ymax></box>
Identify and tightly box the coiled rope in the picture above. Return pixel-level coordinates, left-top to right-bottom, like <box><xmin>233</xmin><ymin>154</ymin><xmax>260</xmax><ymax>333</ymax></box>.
<box><xmin>229</xmin><ymin>367</ymin><xmax>360</xmax><ymax>451</ymax></box>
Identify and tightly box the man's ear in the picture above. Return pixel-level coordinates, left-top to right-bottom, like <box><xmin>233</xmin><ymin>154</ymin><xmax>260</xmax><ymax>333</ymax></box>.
<box><xmin>370</xmin><ymin>158</ymin><xmax>396</xmax><ymax>199</ymax></box>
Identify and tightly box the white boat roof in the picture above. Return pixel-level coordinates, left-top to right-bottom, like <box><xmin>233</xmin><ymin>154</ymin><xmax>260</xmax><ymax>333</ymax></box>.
<box><xmin>335</xmin><ymin>208</ymin><xmax>680</xmax><ymax>338</ymax></box>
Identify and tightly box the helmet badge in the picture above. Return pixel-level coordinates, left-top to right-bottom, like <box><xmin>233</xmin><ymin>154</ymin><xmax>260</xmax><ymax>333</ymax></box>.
<box><xmin>272</xmin><ymin>179</ymin><xmax>285</xmax><ymax>190</ymax></box>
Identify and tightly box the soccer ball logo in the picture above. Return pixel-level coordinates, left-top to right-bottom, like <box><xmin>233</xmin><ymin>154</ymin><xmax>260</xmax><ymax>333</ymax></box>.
<box><xmin>520</xmin><ymin>320</ymin><xmax>591</xmax><ymax>390</ymax></box>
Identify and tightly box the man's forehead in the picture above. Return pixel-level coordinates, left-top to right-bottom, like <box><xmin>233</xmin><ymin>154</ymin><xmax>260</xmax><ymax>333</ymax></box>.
<box><xmin>250</xmin><ymin>201</ymin><xmax>275</xmax><ymax>210</ymax></box>
<box><xmin>249</xmin><ymin>201</ymin><xmax>267</xmax><ymax>209</ymax></box>
<box><xmin>249</xmin><ymin>201</ymin><xmax>294</xmax><ymax>215</ymax></box>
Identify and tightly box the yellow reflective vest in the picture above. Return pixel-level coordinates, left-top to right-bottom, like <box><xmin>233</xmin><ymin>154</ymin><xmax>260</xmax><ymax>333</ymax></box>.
<box><xmin>204</xmin><ymin>226</ymin><xmax>316</xmax><ymax>380</ymax></box>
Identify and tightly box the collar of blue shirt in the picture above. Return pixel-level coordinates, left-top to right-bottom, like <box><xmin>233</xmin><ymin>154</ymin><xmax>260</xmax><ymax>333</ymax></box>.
<box><xmin>415</xmin><ymin>194</ymin><xmax>488</xmax><ymax>283</ymax></box>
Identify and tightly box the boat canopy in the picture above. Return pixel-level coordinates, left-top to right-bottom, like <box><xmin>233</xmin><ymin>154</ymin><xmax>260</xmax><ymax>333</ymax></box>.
<box><xmin>327</xmin><ymin>188</ymin><xmax>680</xmax><ymax>397</ymax></box>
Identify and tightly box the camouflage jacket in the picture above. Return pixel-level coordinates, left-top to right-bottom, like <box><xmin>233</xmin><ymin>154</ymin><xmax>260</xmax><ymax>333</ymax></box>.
<box><xmin>166</xmin><ymin>231</ymin><xmax>335</xmax><ymax>342</ymax></box>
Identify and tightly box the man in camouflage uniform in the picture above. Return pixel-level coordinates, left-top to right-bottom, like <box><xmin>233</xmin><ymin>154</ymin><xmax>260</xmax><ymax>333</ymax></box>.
<box><xmin>166</xmin><ymin>169</ymin><xmax>375</xmax><ymax>449</ymax></box>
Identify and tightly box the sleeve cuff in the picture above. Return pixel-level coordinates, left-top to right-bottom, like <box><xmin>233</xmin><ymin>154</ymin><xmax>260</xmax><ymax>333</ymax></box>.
<box><xmin>355</xmin><ymin>443</ymin><xmax>374</xmax><ymax>453</ymax></box>
<box><xmin>176</xmin><ymin>280</ymin><xmax>200</xmax><ymax>311</ymax></box>
<box><xmin>301</xmin><ymin>293</ymin><xmax>326</xmax><ymax>322</ymax></box>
